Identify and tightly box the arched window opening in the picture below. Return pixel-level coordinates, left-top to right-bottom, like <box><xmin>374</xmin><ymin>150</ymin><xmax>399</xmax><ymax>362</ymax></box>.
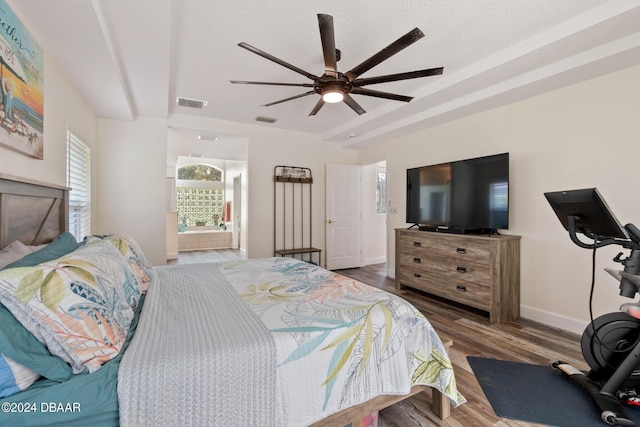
<box><xmin>177</xmin><ymin>164</ymin><xmax>222</xmax><ymax>182</ymax></box>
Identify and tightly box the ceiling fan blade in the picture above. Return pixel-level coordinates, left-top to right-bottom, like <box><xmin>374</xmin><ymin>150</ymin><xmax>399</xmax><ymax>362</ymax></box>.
<box><xmin>308</xmin><ymin>98</ymin><xmax>325</xmax><ymax>116</ymax></box>
<box><xmin>230</xmin><ymin>80</ymin><xmax>314</xmax><ymax>87</ymax></box>
<box><xmin>343</xmin><ymin>94</ymin><xmax>366</xmax><ymax>115</ymax></box>
<box><xmin>345</xmin><ymin>28</ymin><xmax>424</xmax><ymax>82</ymax></box>
<box><xmin>263</xmin><ymin>91</ymin><xmax>316</xmax><ymax>107</ymax></box>
<box><xmin>317</xmin><ymin>14</ymin><xmax>338</xmax><ymax>78</ymax></box>
<box><xmin>351</xmin><ymin>87</ymin><xmax>413</xmax><ymax>102</ymax></box>
<box><xmin>238</xmin><ymin>42</ymin><xmax>320</xmax><ymax>81</ymax></box>
<box><xmin>351</xmin><ymin>67</ymin><xmax>444</xmax><ymax>87</ymax></box>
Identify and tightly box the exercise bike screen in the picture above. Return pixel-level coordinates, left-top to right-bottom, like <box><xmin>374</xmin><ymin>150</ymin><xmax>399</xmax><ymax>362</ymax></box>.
<box><xmin>544</xmin><ymin>188</ymin><xmax>629</xmax><ymax>240</ymax></box>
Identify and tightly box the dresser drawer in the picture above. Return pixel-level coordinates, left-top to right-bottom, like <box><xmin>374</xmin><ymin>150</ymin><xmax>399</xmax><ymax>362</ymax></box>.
<box><xmin>398</xmin><ymin>232</ymin><xmax>491</xmax><ymax>263</ymax></box>
<box><xmin>399</xmin><ymin>251</ymin><xmax>491</xmax><ymax>285</ymax></box>
<box><xmin>398</xmin><ymin>270</ymin><xmax>490</xmax><ymax>310</ymax></box>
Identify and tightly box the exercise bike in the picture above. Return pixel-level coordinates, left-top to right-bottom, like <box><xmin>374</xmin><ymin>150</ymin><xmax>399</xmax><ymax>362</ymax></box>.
<box><xmin>545</xmin><ymin>188</ymin><xmax>640</xmax><ymax>426</ymax></box>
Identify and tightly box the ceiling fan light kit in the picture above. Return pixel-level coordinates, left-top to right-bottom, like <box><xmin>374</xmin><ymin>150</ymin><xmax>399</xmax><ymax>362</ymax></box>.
<box><xmin>322</xmin><ymin>91</ymin><xmax>344</xmax><ymax>103</ymax></box>
<box><xmin>231</xmin><ymin>13</ymin><xmax>443</xmax><ymax>116</ymax></box>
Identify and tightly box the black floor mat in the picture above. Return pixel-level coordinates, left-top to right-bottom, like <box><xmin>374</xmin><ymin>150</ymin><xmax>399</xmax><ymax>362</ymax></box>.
<box><xmin>467</xmin><ymin>356</ymin><xmax>640</xmax><ymax>427</ymax></box>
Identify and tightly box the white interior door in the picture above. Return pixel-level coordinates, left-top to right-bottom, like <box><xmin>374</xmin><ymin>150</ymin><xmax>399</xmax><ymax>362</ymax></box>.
<box><xmin>325</xmin><ymin>163</ymin><xmax>362</xmax><ymax>270</ymax></box>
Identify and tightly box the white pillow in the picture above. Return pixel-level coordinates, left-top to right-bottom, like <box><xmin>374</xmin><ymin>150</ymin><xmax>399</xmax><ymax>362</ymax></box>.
<box><xmin>0</xmin><ymin>241</ymin><xmax>32</xmax><ymax>269</ymax></box>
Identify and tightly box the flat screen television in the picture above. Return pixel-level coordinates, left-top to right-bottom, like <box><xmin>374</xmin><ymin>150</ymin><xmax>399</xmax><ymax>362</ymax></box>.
<box><xmin>406</xmin><ymin>152</ymin><xmax>509</xmax><ymax>233</ymax></box>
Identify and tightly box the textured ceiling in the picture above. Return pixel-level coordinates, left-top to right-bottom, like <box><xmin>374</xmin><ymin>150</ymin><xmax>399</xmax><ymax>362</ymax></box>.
<box><xmin>8</xmin><ymin>0</ymin><xmax>640</xmax><ymax>148</ymax></box>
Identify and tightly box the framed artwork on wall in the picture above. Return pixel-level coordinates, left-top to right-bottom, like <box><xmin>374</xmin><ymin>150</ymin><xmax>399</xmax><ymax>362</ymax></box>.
<box><xmin>0</xmin><ymin>0</ymin><xmax>44</xmax><ymax>159</ymax></box>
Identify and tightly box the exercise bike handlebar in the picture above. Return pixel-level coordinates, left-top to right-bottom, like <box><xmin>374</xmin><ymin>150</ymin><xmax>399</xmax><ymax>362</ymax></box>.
<box><xmin>566</xmin><ymin>216</ymin><xmax>629</xmax><ymax>249</ymax></box>
<box><xmin>625</xmin><ymin>223</ymin><xmax>640</xmax><ymax>245</ymax></box>
<box><xmin>565</xmin><ymin>217</ymin><xmax>640</xmax><ymax>298</ymax></box>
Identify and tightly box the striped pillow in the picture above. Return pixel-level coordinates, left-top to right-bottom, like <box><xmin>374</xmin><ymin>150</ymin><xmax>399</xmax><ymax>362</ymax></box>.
<box><xmin>0</xmin><ymin>354</ymin><xmax>39</xmax><ymax>398</ymax></box>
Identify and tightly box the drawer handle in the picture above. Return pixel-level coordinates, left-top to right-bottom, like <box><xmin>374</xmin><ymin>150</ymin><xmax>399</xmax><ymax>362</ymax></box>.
<box><xmin>456</xmin><ymin>285</ymin><xmax>467</xmax><ymax>292</ymax></box>
<box><xmin>456</xmin><ymin>266</ymin><xmax>467</xmax><ymax>273</ymax></box>
<box><xmin>414</xmin><ymin>273</ymin><xmax>421</xmax><ymax>278</ymax></box>
<box><xmin>456</xmin><ymin>248</ymin><xmax>466</xmax><ymax>254</ymax></box>
<box><xmin>413</xmin><ymin>257</ymin><xmax>421</xmax><ymax>264</ymax></box>
<box><xmin>413</xmin><ymin>241</ymin><xmax>422</xmax><ymax>247</ymax></box>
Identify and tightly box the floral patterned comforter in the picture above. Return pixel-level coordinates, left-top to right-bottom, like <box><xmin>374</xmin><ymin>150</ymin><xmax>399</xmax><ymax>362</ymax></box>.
<box><xmin>216</xmin><ymin>257</ymin><xmax>465</xmax><ymax>426</ymax></box>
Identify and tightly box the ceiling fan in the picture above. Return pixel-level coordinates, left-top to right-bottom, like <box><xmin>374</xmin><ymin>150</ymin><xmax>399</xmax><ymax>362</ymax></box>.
<box><xmin>230</xmin><ymin>13</ymin><xmax>444</xmax><ymax>116</ymax></box>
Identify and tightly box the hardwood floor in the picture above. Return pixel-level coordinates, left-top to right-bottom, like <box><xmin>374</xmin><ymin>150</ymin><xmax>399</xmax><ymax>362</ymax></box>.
<box><xmin>337</xmin><ymin>263</ymin><xmax>586</xmax><ymax>427</ymax></box>
<box><xmin>167</xmin><ymin>248</ymin><xmax>246</xmax><ymax>264</ymax></box>
<box><xmin>169</xmin><ymin>250</ymin><xmax>587</xmax><ymax>426</ymax></box>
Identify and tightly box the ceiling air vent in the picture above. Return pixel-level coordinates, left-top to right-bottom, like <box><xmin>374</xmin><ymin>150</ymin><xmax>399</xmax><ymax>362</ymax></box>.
<box><xmin>255</xmin><ymin>116</ymin><xmax>277</xmax><ymax>124</ymax></box>
<box><xmin>198</xmin><ymin>135</ymin><xmax>218</xmax><ymax>141</ymax></box>
<box><xmin>176</xmin><ymin>97</ymin><xmax>208</xmax><ymax>109</ymax></box>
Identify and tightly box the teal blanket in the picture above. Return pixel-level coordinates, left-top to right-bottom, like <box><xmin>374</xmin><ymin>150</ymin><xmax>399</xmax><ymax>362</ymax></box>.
<box><xmin>0</xmin><ymin>295</ymin><xmax>145</xmax><ymax>427</ymax></box>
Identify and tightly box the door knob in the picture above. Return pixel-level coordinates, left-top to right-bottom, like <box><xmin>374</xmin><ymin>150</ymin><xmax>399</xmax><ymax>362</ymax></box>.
<box><xmin>327</xmin><ymin>219</ymin><xmax>333</xmax><ymax>224</ymax></box>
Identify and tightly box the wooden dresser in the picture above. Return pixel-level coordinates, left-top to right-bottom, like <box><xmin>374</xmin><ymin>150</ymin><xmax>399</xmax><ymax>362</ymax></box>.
<box><xmin>395</xmin><ymin>229</ymin><xmax>521</xmax><ymax>324</ymax></box>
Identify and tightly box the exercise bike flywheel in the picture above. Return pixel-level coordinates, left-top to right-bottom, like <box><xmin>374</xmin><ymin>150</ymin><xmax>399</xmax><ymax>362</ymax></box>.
<box><xmin>582</xmin><ymin>312</ymin><xmax>640</xmax><ymax>387</ymax></box>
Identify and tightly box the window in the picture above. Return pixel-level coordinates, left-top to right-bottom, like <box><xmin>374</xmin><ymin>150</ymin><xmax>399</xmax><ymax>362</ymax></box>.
<box><xmin>66</xmin><ymin>131</ymin><xmax>91</xmax><ymax>241</ymax></box>
<box><xmin>176</xmin><ymin>164</ymin><xmax>224</xmax><ymax>227</ymax></box>
<box><xmin>177</xmin><ymin>164</ymin><xmax>222</xmax><ymax>181</ymax></box>
<box><xmin>376</xmin><ymin>171</ymin><xmax>386</xmax><ymax>215</ymax></box>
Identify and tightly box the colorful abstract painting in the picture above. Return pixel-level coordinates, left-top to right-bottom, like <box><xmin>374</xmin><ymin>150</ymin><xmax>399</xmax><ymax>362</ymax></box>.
<box><xmin>0</xmin><ymin>0</ymin><xmax>44</xmax><ymax>159</ymax></box>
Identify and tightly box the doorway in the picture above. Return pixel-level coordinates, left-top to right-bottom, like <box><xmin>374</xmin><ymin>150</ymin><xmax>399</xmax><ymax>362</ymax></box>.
<box><xmin>362</xmin><ymin>161</ymin><xmax>387</xmax><ymax>266</ymax></box>
<box><xmin>325</xmin><ymin>161</ymin><xmax>387</xmax><ymax>270</ymax></box>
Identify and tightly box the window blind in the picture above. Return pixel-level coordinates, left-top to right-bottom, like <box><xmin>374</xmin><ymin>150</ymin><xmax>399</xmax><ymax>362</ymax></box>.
<box><xmin>66</xmin><ymin>132</ymin><xmax>91</xmax><ymax>241</ymax></box>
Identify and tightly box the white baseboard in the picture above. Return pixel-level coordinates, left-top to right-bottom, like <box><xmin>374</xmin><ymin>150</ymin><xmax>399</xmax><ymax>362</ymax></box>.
<box><xmin>364</xmin><ymin>256</ymin><xmax>387</xmax><ymax>266</ymax></box>
<box><xmin>387</xmin><ymin>268</ymin><xmax>395</xmax><ymax>280</ymax></box>
<box><xmin>520</xmin><ymin>304</ymin><xmax>587</xmax><ymax>335</ymax></box>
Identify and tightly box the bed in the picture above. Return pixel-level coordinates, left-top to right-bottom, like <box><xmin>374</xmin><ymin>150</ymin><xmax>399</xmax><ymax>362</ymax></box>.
<box><xmin>0</xmin><ymin>174</ymin><xmax>465</xmax><ymax>426</ymax></box>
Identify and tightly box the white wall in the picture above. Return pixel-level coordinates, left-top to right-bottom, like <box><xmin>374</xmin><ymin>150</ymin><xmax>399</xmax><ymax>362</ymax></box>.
<box><xmin>246</xmin><ymin>133</ymin><xmax>357</xmax><ymax>262</ymax></box>
<box><xmin>357</xmin><ymin>64</ymin><xmax>640</xmax><ymax>334</ymax></box>
<box><xmin>96</xmin><ymin>117</ymin><xmax>167</xmax><ymax>265</ymax></box>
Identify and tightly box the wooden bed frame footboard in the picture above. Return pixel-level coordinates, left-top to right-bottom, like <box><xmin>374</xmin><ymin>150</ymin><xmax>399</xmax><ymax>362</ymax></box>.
<box><xmin>0</xmin><ymin>173</ymin><xmax>69</xmax><ymax>248</ymax></box>
<box><xmin>310</xmin><ymin>340</ymin><xmax>453</xmax><ymax>427</ymax></box>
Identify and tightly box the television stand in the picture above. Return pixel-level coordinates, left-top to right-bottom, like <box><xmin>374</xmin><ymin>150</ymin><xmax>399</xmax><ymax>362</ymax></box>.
<box><xmin>396</xmin><ymin>228</ymin><xmax>521</xmax><ymax>324</ymax></box>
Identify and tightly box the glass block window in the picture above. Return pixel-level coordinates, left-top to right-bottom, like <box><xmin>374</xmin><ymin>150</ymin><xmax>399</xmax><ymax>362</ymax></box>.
<box><xmin>176</xmin><ymin>188</ymin><xmax>224</xmax><ymax>226</ymax></box>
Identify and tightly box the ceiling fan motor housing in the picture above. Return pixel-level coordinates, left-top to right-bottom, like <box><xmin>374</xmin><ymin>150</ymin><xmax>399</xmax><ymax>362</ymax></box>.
<box><xmin>315</xmin><ymin>74</ymin><xmax>352</xmax><ymax>96</ymax></box>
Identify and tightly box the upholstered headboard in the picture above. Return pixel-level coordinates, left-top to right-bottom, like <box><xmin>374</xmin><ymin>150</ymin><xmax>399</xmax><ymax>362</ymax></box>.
<box><xmin>0</xmin><ymin>173</ymin><xmax>70</xmax><ymax>248</ymax></box>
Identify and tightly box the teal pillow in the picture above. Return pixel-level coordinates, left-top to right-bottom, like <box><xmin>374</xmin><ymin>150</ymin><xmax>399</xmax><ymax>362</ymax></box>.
<box><xmin>0</xmin><ymin>304</ymin><xmax>71</xmax><ymax>382</ymax></box>
<box><xmin>3</xmin><ymin>232</ymin><xmax>79</xmax><ymax>269</ymax></box>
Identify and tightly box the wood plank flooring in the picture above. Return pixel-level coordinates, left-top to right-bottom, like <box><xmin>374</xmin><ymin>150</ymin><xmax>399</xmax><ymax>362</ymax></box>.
<box><xmin>167</xmin><ymin>248</ymin><xmax>246</xmax><ymax>264</ymax></box>
<box><xmin>169</xmin><ymin>250</ymin><xmax>587</xmax><ymax>427</ymax></box>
